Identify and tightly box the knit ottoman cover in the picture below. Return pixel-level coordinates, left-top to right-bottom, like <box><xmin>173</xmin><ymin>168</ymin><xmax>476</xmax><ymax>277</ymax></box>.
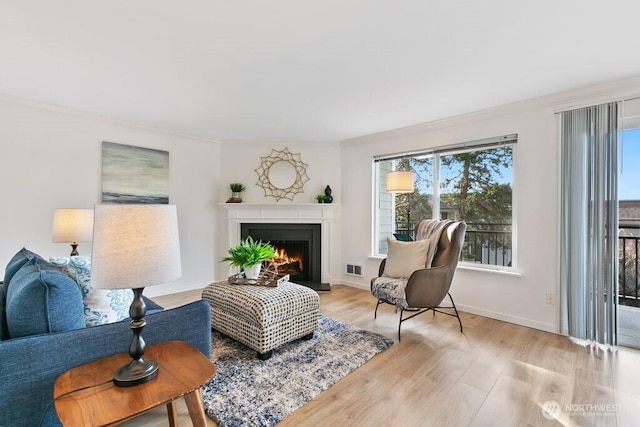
<box><xmin>202</xmin><ymin>280</ymin><xmax>320</xmax><ymax>356</ymax></box>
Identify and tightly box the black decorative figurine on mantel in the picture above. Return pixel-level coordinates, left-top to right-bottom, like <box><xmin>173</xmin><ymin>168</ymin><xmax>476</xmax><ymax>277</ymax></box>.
<box><xmin>323</xmin><ymin>185</ymin><xmax>333</xmax><ymax>203</ymax></box>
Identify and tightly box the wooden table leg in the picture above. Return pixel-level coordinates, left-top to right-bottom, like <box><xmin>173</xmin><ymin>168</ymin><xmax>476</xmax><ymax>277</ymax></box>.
<box><xmin>166</xmin><ymin>400</ymin><xmax>178</xmax><ymax>427</ymax></box>
<box><xmin>184</xmin><ymin>387</ymin><xmax>207</xmax><ymax>427</ymax></box>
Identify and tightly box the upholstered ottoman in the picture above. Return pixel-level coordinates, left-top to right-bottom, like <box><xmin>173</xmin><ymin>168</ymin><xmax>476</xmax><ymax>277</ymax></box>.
<box><xmin>202</xmin><ymin>281</ymin><xmax>320</xmax><ymax>359</ymax></box>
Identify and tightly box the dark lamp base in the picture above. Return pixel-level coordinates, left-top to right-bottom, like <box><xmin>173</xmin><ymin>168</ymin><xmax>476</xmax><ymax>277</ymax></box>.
<box><xmin>112</xmin><ymin>287</ymin><xmax>158</xmax><ymax>387</ymax></box>
<box><xmin>114</xmin><ymin>358</ymin><xmax>159</xmax><ymax>387</ymax></box>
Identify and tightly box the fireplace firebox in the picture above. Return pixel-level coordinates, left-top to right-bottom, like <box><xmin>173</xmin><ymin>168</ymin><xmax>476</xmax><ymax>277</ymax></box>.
<box><xmin>240</xmin><ymin>223</ymin><xmax>328</xmax><ymax>291</ymax></box>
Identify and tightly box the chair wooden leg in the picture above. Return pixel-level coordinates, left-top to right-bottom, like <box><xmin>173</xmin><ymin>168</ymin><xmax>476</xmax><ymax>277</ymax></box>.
<box><xmin>398</xmin><ymin>309</ymin><xmax>403</xmax><ymax>341</ymax></box>
<box><xmin>448</xmin><ymin>292</ymin><xmax>463</xmax><ymax>333</ymax></box>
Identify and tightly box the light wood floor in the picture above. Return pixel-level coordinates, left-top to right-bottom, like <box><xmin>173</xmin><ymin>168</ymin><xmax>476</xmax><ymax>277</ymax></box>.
<box><xmin>124</xmin><ymin>285</ymin><xmax>640</xmax><ymax>427</ymax></box>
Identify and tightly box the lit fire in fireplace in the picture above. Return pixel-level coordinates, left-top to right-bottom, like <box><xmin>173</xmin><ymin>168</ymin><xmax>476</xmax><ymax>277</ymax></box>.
<box><xmin>272</xmin><ymin>246</ymin><xmax>304</xmax><ymax>275</ymax></box>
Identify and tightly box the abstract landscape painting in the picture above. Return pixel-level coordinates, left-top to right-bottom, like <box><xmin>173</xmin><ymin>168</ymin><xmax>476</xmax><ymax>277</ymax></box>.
<box><xmin>102</xmin><ymin>141</ymin><xmax>169</xmax><ymax>204</ymax></box>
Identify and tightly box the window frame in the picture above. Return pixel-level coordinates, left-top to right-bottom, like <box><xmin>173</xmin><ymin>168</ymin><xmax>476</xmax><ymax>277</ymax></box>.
<box><xmin>372</xmin><ymin>135</ymin><xmax>517</xmax><ymax>271</ymax></box>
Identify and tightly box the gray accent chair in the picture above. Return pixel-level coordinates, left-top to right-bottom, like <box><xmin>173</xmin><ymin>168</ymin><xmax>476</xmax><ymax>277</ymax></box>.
<box><xmin>372</xmin><ymin>220</ymin><xmax>466</xmax><ymax>340</ymax></box>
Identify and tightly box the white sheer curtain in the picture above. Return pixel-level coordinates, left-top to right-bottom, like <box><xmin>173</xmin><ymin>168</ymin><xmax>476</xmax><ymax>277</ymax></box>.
<box><xmin>560</xmin><ymin>102</ymin><xmax>618</xmax><ymax>346</ymax></box>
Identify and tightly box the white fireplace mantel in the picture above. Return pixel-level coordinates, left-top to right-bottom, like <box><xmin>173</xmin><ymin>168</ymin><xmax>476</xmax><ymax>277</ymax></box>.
<box><xmin>221</xmin><ymin>203</ymin><xmax>339</xmax><ymax>284</ymax></box>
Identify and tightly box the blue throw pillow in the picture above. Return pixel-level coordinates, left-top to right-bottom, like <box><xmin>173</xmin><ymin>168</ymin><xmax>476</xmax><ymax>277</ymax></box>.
<box><xmin>5</xmin><ymin>258</ymin><xmax>85</xmax><ymax>339</ymax></box>
<box><xmin>3</xmin><ymin>247</ymin><xmax>44</xmax><ymax>286</ymax></box>
<box><xmin>0</xmin><ymin>282</ymin><xmax>7</xmax><ymax>340</ymax></box>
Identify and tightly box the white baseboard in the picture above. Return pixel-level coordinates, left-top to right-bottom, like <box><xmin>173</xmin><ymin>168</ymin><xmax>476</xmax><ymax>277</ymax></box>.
<box><xmin>337</xmin><ymin>279</ymin><xmax>370</xmax><ymax>291</ymax></box>
<box><xmin>455</xmin><ymin>303</ymin><xmax>558</xmax><ymax>334</ymax></box>
<box><xmin>337</xmin><ymin>281</ymin><xmax>559</xmax><ymax>334</ymax></box>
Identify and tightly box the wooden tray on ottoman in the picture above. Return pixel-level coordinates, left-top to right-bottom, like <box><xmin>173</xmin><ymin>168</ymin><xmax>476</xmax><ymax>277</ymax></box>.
<box><xmin>227</xmin><ymin>272</ymin><xmax>290</xmax><ymax>287</ymax></box>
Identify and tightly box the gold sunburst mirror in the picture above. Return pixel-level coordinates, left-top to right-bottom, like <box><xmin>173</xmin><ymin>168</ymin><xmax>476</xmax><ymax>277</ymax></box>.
<box><xmin>255</xmin><ymin>147</ymin><xmax>310</xmax><ymax>201</ymax></box>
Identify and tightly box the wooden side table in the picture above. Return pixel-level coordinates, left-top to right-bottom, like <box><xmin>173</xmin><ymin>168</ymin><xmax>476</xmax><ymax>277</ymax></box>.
<box><xmin>54</xmin><ymin>341</ymin><xmax>215</xmax><ymax>426</ymax></box>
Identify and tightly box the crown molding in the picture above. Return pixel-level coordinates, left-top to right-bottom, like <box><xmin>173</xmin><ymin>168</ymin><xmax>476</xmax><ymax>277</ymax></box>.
<box><xmin>342</xmin><ymin>73</ymin><xmax>640</xmax><ymax>146</ymax></box>
<box><xmin>0</xmin><ymin>92</ymin><xmax>222</xmax><ymax>144</ymax></box>
<box><xmin>340</xmin><ymin>96</ymin><xmax>548</xmax><ymax>146</ymax></box>
<box><xmin>549</xmin><ymin>74</ymin><xmax>640</xmax><ymax>113</ymax></box>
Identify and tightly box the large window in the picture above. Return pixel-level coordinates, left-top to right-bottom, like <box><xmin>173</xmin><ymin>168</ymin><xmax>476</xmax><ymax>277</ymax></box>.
<box><xmin>374</xmin><ymin>135</ymin><xmax>515</xmax><ymax>268</ymax></box>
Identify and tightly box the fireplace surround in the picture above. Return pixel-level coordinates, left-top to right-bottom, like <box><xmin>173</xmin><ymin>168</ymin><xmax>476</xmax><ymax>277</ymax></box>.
<box><xmin>222</xmin><ymin>203</ymin><xmax>338</xmax><ymax>291</ymax></box>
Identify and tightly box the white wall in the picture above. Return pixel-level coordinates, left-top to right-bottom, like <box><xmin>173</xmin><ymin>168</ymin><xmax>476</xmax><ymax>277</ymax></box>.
<box><xmin>215</xmin><ymin>142</ymin><xmax>342</xmax><ymax>281</ymax></box>
<box><xmin>339</xmin><ymin>75</ymin><xmax>640</xmax><ymax>333</ymax></box>
<box><xmin>0</xmin><ymin>95</ymin><xmax>220</xmax><ymax>296</ymax></box>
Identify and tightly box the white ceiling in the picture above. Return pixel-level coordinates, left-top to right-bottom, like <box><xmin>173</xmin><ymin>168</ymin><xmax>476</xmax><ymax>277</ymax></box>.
<box><xmin>2</xmin><ymin>1</ymin><xmax>640</xmax><ymax>143</ymax></box>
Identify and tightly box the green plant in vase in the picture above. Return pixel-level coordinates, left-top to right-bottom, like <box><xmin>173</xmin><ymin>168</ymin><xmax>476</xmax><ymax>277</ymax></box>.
<box><xmin>230</xmin><ymin>183</ymin><xmax>246</xmax><ymax>193</ymax></box>
<box><xmin>315</xmin><ymin>194</ymin><xmax>325</xmax><ymax>203</ymax></box>
<box><xmin>221</xmin><ymin>236</ymin><xmax>276</xmax><ymax>280</ymax></box>
<box><xmin>228</xmin><ymin>183</ymin><xmax>246</xmax><ymax>203</ymax></box>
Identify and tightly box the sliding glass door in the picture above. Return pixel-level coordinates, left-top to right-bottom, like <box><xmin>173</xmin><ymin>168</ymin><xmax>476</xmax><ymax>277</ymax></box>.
<box><xmin>619</xmin><ymin>99</ymin><xmax>640</xmax><ymax>348</ymax></box>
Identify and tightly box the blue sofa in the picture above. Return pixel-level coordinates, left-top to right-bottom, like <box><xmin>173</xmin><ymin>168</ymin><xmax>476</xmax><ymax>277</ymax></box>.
<box><xmin>0</xmin><ymin>249</ymin><xmax>212</xmax><ymax>426</ymax></box>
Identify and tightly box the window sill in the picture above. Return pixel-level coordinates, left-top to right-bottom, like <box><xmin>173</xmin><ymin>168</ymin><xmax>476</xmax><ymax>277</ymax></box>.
<box><xmin>457</xmin><ymin>263</ymin><xmax>521</xmax><ymax>277</ymax></box>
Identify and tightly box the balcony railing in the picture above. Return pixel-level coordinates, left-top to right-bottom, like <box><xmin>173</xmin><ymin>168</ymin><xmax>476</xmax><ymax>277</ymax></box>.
<box><xmin>463</xmin><ymin>225</ymin><xmax>512</xmax><ymax>267</ymax></box>
<box><xmin>394</xmin><ymin>221</ymin><xmax>512</xmax><ymax>267</ymax></box>
<box><xmin>619</xmin><ymin>224</ymin><xmax>640</xmax><ymax>307</ymax></box>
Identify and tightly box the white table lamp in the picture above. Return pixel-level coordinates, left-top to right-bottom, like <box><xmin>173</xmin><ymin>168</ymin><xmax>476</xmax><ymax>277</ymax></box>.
<box><xmin>91</xmin><ymin>204</ymin><xmax>182</xmax><ymax>387</ymax></box>
<box><xmin>386</xmin><ymin>171</ymin><xmax>415</xmax><ymax>239</ymax></box>
<box><xmin>52</xmin><ymin>208</ymin><xmax>94</xmax><ymax>255</ymax></box>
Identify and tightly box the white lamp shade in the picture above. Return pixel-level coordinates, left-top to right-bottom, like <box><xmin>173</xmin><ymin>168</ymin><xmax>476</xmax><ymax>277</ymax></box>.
<box><xmin>386</xmin><ymin>171</ymin><xmax>415</xmax><ymax>193</ymax></box>
<box><xmin>52</xmin><ymin>208</ymin><xmax>94</xmax><ymax>243</ymax></box>
<box><xmin>91</xmin><ymin>204</ymin><xmax>182</xmax><ymax>290</ymax></box>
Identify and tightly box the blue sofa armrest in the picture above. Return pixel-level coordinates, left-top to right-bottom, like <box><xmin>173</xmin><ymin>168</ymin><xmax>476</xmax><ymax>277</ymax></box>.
<box><xmin>0</xmin><ymin>299</ymin><xmax>211</xmax><ymax>427</ymax></box>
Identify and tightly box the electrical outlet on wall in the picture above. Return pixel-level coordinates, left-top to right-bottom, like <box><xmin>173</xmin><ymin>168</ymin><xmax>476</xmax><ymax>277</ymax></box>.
<box><xmin>545</xmin><ymin>292</ymin><xmax>555</xmax><ymax>305</ymax></box>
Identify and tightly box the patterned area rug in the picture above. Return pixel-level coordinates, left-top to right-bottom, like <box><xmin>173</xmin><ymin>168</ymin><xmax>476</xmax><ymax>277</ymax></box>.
<box><xmin>202</xmin><ymin>315</ymin><xmax>394</xmax><ymax>427</ymax></box>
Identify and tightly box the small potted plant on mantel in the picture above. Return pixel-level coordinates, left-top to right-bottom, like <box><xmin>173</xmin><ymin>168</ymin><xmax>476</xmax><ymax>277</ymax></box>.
<box><xmin>227</xmin><ymin>183</ymin><xmax>246</xmax><ymax>203</ymax></box>
<box><xmin>315</xmin><ymin>194</ymin><xmax>325</xmax><ymax>203</ymax></box>
<box><xmin>221</xmin><ymin>236</ymin><xmax>276</xmax><ymax>280</ymax></box>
